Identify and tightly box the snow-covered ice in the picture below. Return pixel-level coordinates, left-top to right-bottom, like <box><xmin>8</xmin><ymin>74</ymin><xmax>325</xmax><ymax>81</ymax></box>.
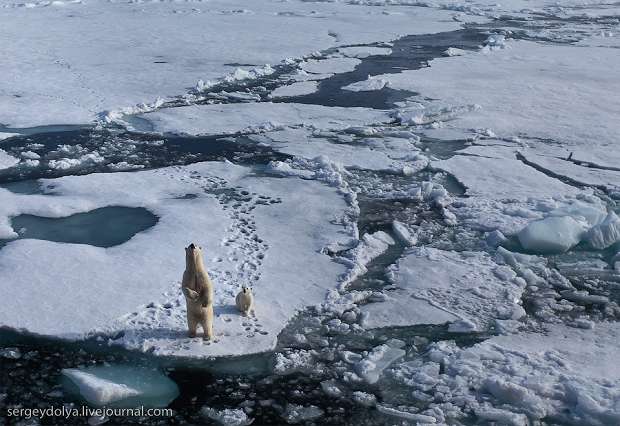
<box><xmin>337</xmin><ymin>46</ymin><xmax>392</xmax><ymax>58</ymax></box>
<box><xmin>391</xmin><ymin>322</ymin><xmax>620</xmax><ymax>425</ymax></box>
<box><xmin>355</xmin><ymin>344</ymin><xmax>405</xmax><ymax>384</ymax></box>
<box><xmin>0</xmin><ymin>0</ymin><xmax>462</xmax><ymax>128</ymax></box>
<box><xmin>342</xmin><ymin>76</ymin><xmax>389</xmax><ymax>92</ymax></box>
<box><xmin>518</xmin><ymin>216</ymin><xmax>586</xmax><ymax>254</ymax></box>
<box><xmin>0</xmin><ymin>161</ymin><xmax>359</xmax><ymax>357</ymax></box>
<box><xmin>388</xmin><ymin>40</ymin><xmax>620</xmax><ymax>168</ymax></box>
<box><xmin>0</xmin><ymin>149</ymin><xmax>19</xmax><ymax>170</ymax></box>
<box><xmin>128</xmin><ymin>103</ymin><xmax>391</xmax><ymax>136</ymax></box>
<box><xmin>269</xmin><ymin>81</ymin><xmax>319</xmax><ymax>99</ymax></box>
<box><xmin>201</xmin><ymin>407</ymin><xmax>253</xmax><ymax>426</ymax></box>
<box><xmin>360</xmin><ymin>247</ymin><xmax>525</xmax><ymax>331</ymax></box>
<box><xmin>299</xmin><ymin>57</ymin><xmax>361</xmax><ymax>75</ymax></box>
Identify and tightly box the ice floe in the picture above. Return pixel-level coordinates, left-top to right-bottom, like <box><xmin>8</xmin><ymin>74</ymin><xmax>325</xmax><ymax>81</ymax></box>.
<box><xmin>0</xmin><ymin>149</ymin><xmax>19</xmax><ymax>170</ymax></box>
<box><xmin>0</xmin><ymin>161</ymin><xmax>361</xmax><ymax>357</ymax></box>
<box><xmin>360</xmin><ymin>247</ymin><xmax>525</xmax><ymax>331</ymax></box>
<box><xmin>268</xmin><ymin>81</ymin><xmax>319</xmax><ymax>99</ymax></box>
<box><xmin>129</xmin><ymin>103</ymin><xmax>391</xmax><ymax>136</ymax></box>
<box><xmin>62</xmin><ymin>365</ymin><xmax>179</xmax><ymax>408</ymax></box>
<box><xmin>299</xmin><ymin>57</ymin><xmax>360</xmax><ymax>75</ymax></box>
<box><xmin>342</xmin><ymin>76</ymin><xmax>389</xmax><ymax>92</ymax></box>
<box><xmin>387</xmin><ymin>40</ymin><xmax>620</xmax><ymax>169</ymax></box>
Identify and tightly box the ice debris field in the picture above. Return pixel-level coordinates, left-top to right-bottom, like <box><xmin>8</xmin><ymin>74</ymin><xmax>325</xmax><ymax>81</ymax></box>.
<box><xmin>1</xmin><ymin>0</ymin><xmax>620</xmax><ymax>424</ymax></box>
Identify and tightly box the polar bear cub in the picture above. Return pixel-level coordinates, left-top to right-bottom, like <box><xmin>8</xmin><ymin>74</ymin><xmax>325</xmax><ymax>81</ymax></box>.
<box><xmin>235</xmin><ymin>286</ymin><xmax>254</xmax><ymax>316</ymax></box>
<box><xmin>181</xmin><ymin>243</ymin><xmax>214</xmax><ymax>340</ymax></box>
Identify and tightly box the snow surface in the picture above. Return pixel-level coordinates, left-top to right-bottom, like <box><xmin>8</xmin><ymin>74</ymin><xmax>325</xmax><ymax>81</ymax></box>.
<box><xmin>0</xmin><ymin>161</ymin><xmax>360</xmax><ymax>357</ymax></box>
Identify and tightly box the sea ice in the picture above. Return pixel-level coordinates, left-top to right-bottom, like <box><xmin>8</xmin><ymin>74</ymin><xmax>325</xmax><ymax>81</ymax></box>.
<box><xmin>0</xmin><ymin>149</ymin><xmax>19</xmax><ymax>170</ymax></box>
<box><xmin>342</xmin><ymin>76</ymin><xmax>389</xmax><ymax>92</ymax></box>
<box><xmin>355</xmin><ymin>344</ymin><xmax>406</xmax><ymax>384</ymax></box>
<box><xmin>129</xmin><ymin>103</ymin><xmax>391</xmax><ymax>136</ymax></box>
<box><xmin>201</xmin><ymin>407</ymin><xmax>253</xmax><ymax>426</ymax></box>
<box><xmin>0</xmin><ymin>161</ymin><xmax>357</xmax><ymax>357</ymax></box>
<box><xmin>337</xmin><ymin>46</ymin><xmax>392</xmax><ymax>58</ymax></box>
<box><xmin>413</xmin><ymin>322</ymin><xmax>620</xmax><ymax>425</ymax></box>
<box><xmin>0</xmin><ymin>0</ymin><xmax>461</xmax><ymax>127</ymax></box>
<box><xmin>386</xmin><ymin>40</ymin><xmax>620</xmax><ymax>169</ymax></box>
<box><xmin>269</xmin><ymin>81</ymin><xmax>319</xmax><ymax>98</ymax></box>
<box><xmin>587</xmin><ymin>211</ymin><xmax>620</xmax><ymax>250</ymax></box>
<box><xmin>360</xmin><ymin>247</ymin><xmax>525</xmax><ymax>331</ymax></box>
<box><xmin>61</xmin><ymin>365</ymin><xmax>179</xmax><ymax>408</ymax></box>
<box><xmin>299</xmin><ymin>57</ymin><xmax>360</xmax><ymax>75</ymax></box>
<box><xmin>517</xmin><ymin>216</ymin><xmax>586</xmax><ymax>254</ymax></box>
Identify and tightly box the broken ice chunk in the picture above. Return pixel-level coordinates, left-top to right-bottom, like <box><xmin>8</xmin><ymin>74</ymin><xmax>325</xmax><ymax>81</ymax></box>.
<box><xmin>355</xmin><ymin>344</ymin><xmax>405</xmax><ymax>384</ymax></box>
<box><xmin>282</xmin><ymin>403</ymin><xmax>324</xmax><ymax>423</ymax></box>
<box><xmin>392</xmin><ymin>220</ymin><xmax>417</xmax><ymax>246</ymax></box>
<box><xmin>448</xmin><ymin>318</ymin><xmax>478</xmax><ymax>333</ymax></box>
<box><xmin>586</xmin><ymin>211</ymin><xmax>620</xmax><ymax>249</ymax></box>
<box><xmin>201</xmin><ymin>407</ymin><xmax>253</xmax><ymax>426</ymax></box>
<box><xmin>376</xmin><ymin>404</ymin><xmax>437</xmax><ymax>423</ymax></box>
<box><xmin>61</xmin><ymin>365</ymin><xmax>179</xmax><ymax>408</ymax></box>
<box><xmin>517</xmin><ymin>216</ymin><xmax>586</xmax><ymax>254</ymax></box>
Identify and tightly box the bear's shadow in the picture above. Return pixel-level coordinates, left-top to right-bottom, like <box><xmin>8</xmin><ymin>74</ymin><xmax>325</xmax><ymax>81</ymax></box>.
<box><xmin>111</xmin><ymin>304</ymin><xmax>250</xmax><ymax>344</ymax></box>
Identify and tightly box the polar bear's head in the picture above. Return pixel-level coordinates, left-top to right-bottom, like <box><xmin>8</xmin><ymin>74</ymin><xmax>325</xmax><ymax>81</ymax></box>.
<box><xmin>185</xmin><ymin>243</ymin><xmax>204</xmax><ymax>269</ymax></box>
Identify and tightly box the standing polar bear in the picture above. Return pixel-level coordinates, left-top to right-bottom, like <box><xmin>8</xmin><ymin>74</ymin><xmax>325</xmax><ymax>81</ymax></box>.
<box><xmin>181</xmin><ymin>243</ymin><xmax>214</xmax><ymax>340</ymax></box>
<box><xmin>235</xmin><ymin>286</ymin><xmax>255</xmax><ymax>316</ymax></box>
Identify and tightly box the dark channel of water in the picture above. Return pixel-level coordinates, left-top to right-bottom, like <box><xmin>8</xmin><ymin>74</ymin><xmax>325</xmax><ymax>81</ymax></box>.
<box><xmin>278</xmin><ymin>29</ymin><xmax>488</xmax><ymax>109</ymax></box>
<box><xmin>0</xmin><ymin>129</ymin><xmax>290</xmax><ymax>184</ymax></box>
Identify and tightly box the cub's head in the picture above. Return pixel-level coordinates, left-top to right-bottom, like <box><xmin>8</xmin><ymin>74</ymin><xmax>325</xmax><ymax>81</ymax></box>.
<box><xmin>241</xmin><ymin>285</ymin><xmax>253</xmax><ymax>295</ymax></box>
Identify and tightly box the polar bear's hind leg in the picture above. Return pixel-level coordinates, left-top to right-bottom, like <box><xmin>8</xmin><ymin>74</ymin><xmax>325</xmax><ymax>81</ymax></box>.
<box><xmin>202</xmin><ymin>306</ymin><xmax>214</xmax><ymax>340</ymax></box>
<box><xmin>188</xmin><ymin>316</ymin><xmax>198</xmax><ymax>338</ymax></box>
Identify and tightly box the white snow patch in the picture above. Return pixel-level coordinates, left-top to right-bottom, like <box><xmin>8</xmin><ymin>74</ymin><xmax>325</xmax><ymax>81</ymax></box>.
<box><xmin>342</xmin><ymin>76</ymin><xmax>389</xmax><ymax>92</ymax></box>
<box><xmin>338</xmin><ymin>46</ymin><xmax>392</xmax><ymax>58</ymax></box>
<box><xmin>0</xmin><ymin>149</ymin><xmax>19</xmax><ymax>170</ymax></box>
<box><xmin>269</xmin><ymin>81</ymin><xmax>318</xmax><ymax>99</ymax></box>
<box><xmin>300</xmin><ymin>57</ymin><xmax>361</xmax><ymax>75</ymax></box>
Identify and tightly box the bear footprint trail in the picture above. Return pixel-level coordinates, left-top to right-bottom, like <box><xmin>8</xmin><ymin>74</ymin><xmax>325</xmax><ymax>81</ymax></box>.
<box><xmin>191</xmin><ymin>170</ymin><xmax>274</xmax><ymax>339</ymax></box>
<box><xmin>107</xmin><ymin>168</ymin><xmax>274</xmax><ymax>352</ymax></box>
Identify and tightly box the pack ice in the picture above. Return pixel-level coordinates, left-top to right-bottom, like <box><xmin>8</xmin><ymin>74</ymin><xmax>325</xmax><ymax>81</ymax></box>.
<box><xmin>360</xmin><ymin>247</ymin><xmax>526</xmax><ymax>332</ymax></box>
